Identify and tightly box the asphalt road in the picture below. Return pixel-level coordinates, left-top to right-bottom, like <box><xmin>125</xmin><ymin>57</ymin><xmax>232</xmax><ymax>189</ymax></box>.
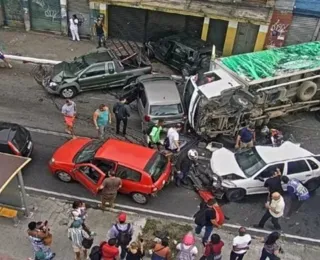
<box><xmin>1</xmin><ymin>63</ymin><xmax>320</xmax><ymax>240</ymax></box>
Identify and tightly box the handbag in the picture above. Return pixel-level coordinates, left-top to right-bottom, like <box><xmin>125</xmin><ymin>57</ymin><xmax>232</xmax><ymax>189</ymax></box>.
<box><xmin>82</xmin><ymin>236</ymin><xmax>94</xmax><ymax>249</ymax></box>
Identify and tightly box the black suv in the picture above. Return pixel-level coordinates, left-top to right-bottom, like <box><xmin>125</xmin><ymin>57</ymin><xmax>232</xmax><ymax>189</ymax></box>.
<box><xmin>0</xmin><ymin>122</ymin><xmax>33</xmax><ymax>157</ymax></box>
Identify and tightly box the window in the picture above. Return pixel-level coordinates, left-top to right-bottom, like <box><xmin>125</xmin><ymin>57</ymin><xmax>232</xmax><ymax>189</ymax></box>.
<box><xmin>235</xmin><ymin>148</ymin><xmax>266</xmax><ymax>177</ymax></box>
<box><xmin>257</xmin><ymin>164</ymin><xmax>284</xmax><ymax>179</ymax></box>
<box><xmin>116</xmin><ymin>165</ymin><xmax>141</xmax><ymax>182</ymax></box>
<box><xmin>107</xmin><ymin>62</ymin><xmax>115</xmax><ymax>74</ymax></box>
<box><xmin>315</xmin><ymin>156</ymin><xmax>320</xmax><ymax>163</ymax></box>
<box><xmin>139</xmin><ymin>89</ymin><xmax>147</xmax><ymax>107</ymax></box>
<box><xmin>150</xmin><ymin>104</ymin><xmax>183</xmax><ymax>116</ymax></box>
<box><xmin>287</xmin><ymin>160</ymin><xmax>310</xmax><ymax>175</ymax></box>
<box><xmin>74</xmin><ymin>140</ymin><xmax>103</xmax><ymax>163</ymax></box>
<box><xmin>83</xmin><ymin>64</ymin><xmax>105</xmax><ymax>77</ymax></box>
<box><xmin>307</xmin><ymin>159</ymin><xmax>319</xmax><ymax>170</ymax></box>
<box><xmin>93</xmin><ymin>159</ymin><xmax>115</xmax><ymax>173</ymax></box>
<box><xmin>78</xmin><ymin>166</ymin><xmax>100</xmax><ymax>183</ymax></box>
<box><xmin>145</xmin><ymin>153</ymin><xmax>168</xmax><ymax>182</ymax></box>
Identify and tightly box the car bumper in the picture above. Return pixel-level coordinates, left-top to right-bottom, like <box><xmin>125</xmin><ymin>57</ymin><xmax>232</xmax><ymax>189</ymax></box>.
<box><xmin>41</xmin><ymin>79</ymin><xmax>59</xmax><ymax>94</ymax></box>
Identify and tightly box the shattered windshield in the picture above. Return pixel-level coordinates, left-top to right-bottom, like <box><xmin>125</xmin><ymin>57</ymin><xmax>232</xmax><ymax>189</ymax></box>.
<box><xmin>235</xmin><ymin>148</ymin><xmax>266</xmax><ymax>177</ymax></box>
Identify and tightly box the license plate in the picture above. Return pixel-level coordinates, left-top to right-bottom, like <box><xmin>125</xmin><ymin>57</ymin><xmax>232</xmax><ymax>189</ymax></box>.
<box><xmin>27</xmin><ymin>141</ymin><xmax>32</xmax><ymax>150</ymax></box>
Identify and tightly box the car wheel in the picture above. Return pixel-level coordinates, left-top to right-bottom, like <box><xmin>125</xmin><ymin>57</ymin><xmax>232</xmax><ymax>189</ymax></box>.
<box><xmin>305</xmin><ymin>179</ymin><xmax>320</xmax><ymax>192</ymax></box>
<box><xmin>226</xmin><ymin>189</ymin><xmax>246</xmax><ymax>202</ymax></box>
<box><xmin>131</xmin><ymin>192</ymin><xmax>148</xmax><ymax>204</ymax></box>
<box><xmin>60</xmin><ymin>86</ymin><xmax>77</xmax><ymax>99</ymax></box>
<box><xmin>56</xmin><ymin>171</ymin><xmax>72</xmax><ymax>183</ymax></box>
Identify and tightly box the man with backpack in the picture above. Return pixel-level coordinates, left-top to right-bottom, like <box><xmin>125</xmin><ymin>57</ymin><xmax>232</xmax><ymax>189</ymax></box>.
<box><xmin>147</xmin><ymin>119</ymin><xmax>165</xmax><ymax>150</ymax></box>
<box><xmin>194</xmin><ymin>199</ymin><xmax>224</xmax><ymax>245</ymax></box>
<box><xmin>107</xmin><ymin>213</ymin><xmax>133</xmax><ymax>259</ymax></box>
<box><xmin>113</xmin><ymin>97</ymin><xmax>130</xmax><ymax>136</ymax></box>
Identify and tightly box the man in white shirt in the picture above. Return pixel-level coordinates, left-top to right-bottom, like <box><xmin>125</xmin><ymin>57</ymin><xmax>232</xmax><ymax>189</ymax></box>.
<box><xmin>69</xmin><ymin>14</ymin><xmax>80</xmax><ymax>41</ymax></box>
<box><xmin>230</xmin><ymin>227</ymin><xmax>251</xmax><ymax>260</ymax></box>
<box><xmin>254</xmin><ymin>192</ymin><xmax>285</xmax><ymax>230</ymax></box>
<box><xmin>166</xmin><ymin>123</ymin><xmax>182</xmax><ymax>152</ymax></box>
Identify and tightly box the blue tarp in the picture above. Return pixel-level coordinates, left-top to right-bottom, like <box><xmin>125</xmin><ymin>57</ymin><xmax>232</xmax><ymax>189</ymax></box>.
<box><xmin>294</xmin><ymin>0</ymin><xmax>320</xmax><ymax>17</ymax></box>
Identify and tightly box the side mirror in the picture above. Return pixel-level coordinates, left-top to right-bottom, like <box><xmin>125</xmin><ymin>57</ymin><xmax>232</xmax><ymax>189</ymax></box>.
<box><xmin>257</xmin><ymin>176</ymin><xmax>264</xmax><ymax>182</ymax></box>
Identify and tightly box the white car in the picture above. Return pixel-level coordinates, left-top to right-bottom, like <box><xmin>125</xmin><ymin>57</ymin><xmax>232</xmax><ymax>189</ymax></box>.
<box><xmin>210</xmin><ymin>141</ymin><xmax>320</xmax><ymax>202</ymax></box>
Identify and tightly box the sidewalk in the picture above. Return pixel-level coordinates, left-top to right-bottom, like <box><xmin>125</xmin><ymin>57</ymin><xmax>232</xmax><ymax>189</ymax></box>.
<box><xmin>0</xmin><ymin>195</ymin><xmax>318</xmax><ymax>260</ymax></box>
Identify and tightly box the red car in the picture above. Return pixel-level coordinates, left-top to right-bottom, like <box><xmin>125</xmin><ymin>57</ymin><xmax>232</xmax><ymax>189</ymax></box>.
<box><xmin>49</xmin><ymin>138</ymin><xmax>172</xmax><ymax>204</ymax></box>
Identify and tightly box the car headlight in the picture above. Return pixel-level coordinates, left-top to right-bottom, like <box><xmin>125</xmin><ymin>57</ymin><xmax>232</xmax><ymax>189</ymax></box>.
<box><xmin>221</xmin><ymin>179</ymin><xmax>237</xmax><ymax>188</ymax></box>
<box><xmin>49</xmin><ymin>82</ymin><xmax>57</xmax><ymax>87</ymax></box>
<box><xmin>49</xmin><ymin>158</ymin><xmax>55</xmax><ymax>165</ymax></box>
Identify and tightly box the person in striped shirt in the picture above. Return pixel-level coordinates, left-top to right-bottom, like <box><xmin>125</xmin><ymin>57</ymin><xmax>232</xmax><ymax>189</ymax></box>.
<box><xmin>68</xmin><ymin>220</ymin><xmax>91</xmax><ymax>260</ymax></box>
<box><xmin>0</xmin><ymin>50</ymin><xmax>12</xmax><ymax>68</ymax></box>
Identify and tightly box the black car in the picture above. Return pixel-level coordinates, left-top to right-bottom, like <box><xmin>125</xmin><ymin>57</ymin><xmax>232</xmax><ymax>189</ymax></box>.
<box><xmin>0</xmin><ymin>122</ymin><xmax>33</xmax><ymax>157</ymax></box>
<box><xmin>145</xmin><ymin>34</ymin><xmax>212</xmax><ymax>76</ymax></box>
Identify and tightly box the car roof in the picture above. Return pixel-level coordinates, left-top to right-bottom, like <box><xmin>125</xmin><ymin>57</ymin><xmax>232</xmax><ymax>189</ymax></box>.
<box><xmin>95</xmin><ymin>139</ymin><xmax>156</xmax><ymax>169</ymax></box>
<box><xmin>163</xmin><ymin>34</ymin><xmax>210</xmax><ymax>50</ymax></box>
<box><xmin>0</xmin><ymin>122</ymin><xmax>19</xmax><ymax>143</ymax></box>
<box><xmin>141</xmin><ymin>75</ymin><xmax>182</xmax><ymax>105</ymax></box>
<box><xmin>256</xmin><ymin>141</ymin><xmax>314</xmax><ymax>164</ymax></box>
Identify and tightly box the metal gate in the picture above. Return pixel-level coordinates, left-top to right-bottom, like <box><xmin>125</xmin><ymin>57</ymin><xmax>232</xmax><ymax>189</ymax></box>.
<box><xmin>30</xmin><ymin>0</ymin><xmax>61</xmax><ymax>32</ymax></box>
<box><xmin>146</xmin><ymin>10</ymin><xmax>186</xmax><ymax>41</ymax></box>
<box><xmin>185</xmin><ymin>16</ymin><xmax>203</xmax><ymax>38</ymax></box>
<box><xmin>108</xmin><ymin>6</ymin><xmax>146</xmax><ymax>42</ymax></box>
<box><xmin>2</xmin><ymin>0</ymin><xmax>24</xmax><ymax>27</ymax></box>
<box><xmin>67</xmin><ymin>0</ymin><xmax>90</xmax><ymax>37</ymax></box>
<box><xmin>285</xmin><ymin>15</ymin><xmax>320</xmax><ymax>45</ymax></box>
<box><xmin>232</xmin><ymin>22</ymin><xmax>259</xmax><ymax>55</ymax></box>
<box><xmin>207</xmin><ymin>19</ymin><xmax>228</xmax><ymax>54</ymax></box>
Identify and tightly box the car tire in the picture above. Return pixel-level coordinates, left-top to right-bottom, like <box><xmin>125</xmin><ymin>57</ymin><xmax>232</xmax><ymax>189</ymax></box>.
<box><xmin>226</xmin><ymin>189</ymin><xmax>246</xmax><ymax>202</ymax></box>
<box><xmin>56</xmin><ymin>170</ymin><xmax>73</xmax><ymax>183</ymax></box>
<box><xmin>297</xmin><ymin>81</ymin><xmax>317</xmax><ymax>101</ymax></box>
<box><xmin>60</xmin><ymin>86</ymin><xmax>77</xmax><ymax>99</ymax></box>
<box><xmin>304</xmin><ymin>178</ymin><xmax>320</xmax><ymax>192</ymax></box>
<box><xmin>131</xmin><ymin>192</ymin><xmax>148</xmax><ymax>204</ymax></box>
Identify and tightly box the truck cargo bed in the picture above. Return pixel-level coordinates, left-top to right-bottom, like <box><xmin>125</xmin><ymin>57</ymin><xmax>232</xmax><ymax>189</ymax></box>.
<box><xmin>217</xmin><ymin>41</ymin><xmax>320</xmax><ymax>86</ymax></box>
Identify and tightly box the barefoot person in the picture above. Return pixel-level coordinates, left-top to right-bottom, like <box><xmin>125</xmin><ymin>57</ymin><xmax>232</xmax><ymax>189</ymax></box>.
<box><xmin>61</xmin><ymin>99</ymin><xmax>76</xmax><ymax>138</ymax></box>
<box><xmin>0</xmin><ymin>49</ymin><xmax>12</xmax><ymax>68</ymax></box>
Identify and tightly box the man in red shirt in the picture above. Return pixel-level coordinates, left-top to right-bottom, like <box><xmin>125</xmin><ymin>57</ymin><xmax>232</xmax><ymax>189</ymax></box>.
<box><xmin>101</xmin><ymin>238</ymin><xmax>120</xmax><ymax>260</ymax></box>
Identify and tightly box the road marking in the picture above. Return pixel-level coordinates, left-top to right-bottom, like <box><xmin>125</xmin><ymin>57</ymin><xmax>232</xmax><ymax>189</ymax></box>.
<box><xmin>24</xmin><ymin>186</ymin><xmax>320</xmax><ymax>244</ymax></box>
<box><xmin>25</xmin><ymin>126</ymin><xmax>87</xmax><ymax>138</ymax></box>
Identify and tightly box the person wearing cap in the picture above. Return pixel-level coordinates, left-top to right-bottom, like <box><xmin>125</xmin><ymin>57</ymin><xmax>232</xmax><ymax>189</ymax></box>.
<box><xmin>68</xmin><ymin>220</ymin><xmax>91</xmax><ymax>260</ymax></box>
<box><xmin>176</xmin><ymin>232</ymin><xmax>198</xmax><ymax>260</ymax></box>
<box><xmin>61</xmin><ymin>99</ymin><xmax>77</xmax><ymax>138</ymax></box>
<box><xmin>235</xmin><ymin>124</ymin><xmax>256</xmax><ymax>149</ymax></box>
<box><xmin>166</xmin><ymin>123</ymin><xmax>183</xmax><ymax>152</ymax></box>
<box><xmin>254</xmin><ymin>192</ymin><xmax>285</xmax><ymax>230</ymax></box>
<box><xmin>230</xmin><ymin>227</ymin><xmax>251</xmax><ymax>260</ymax></box>
<box><xmin>108</xmin><ymin>213</ymin><xmax>133</xmax><ymax>260</ymax></box>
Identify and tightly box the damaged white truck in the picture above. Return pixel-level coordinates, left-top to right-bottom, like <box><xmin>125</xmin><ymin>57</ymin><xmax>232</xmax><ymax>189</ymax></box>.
<box><xmin>183</xmin><ymin>41</ymin><xmax>320</xmax><ymax>140</ymax></box>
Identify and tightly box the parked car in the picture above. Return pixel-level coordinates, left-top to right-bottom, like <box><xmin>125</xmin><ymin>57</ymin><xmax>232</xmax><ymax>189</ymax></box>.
<box><xmin>209</xmin><ymin>141</ymin><xmax>320</xmax><ymax>202</ymax></box>
<box><xmin>49</xmin><ymin>138</ymin><xmax>172</xmax><ymax>204</ymax></box>
<box><xmin>0</xmin><ymin>122</ymin><xmax>33</xmax><ymax>157</ymax></box>
<box><xmin>145</xmin><ymin>34</ymin><xmax>211</xmax><ymax>76</ymax></box>
<box><xmin>41</xmin><ymin>49</ymin><xmax>152</xmax><ymax>98</ymax></box>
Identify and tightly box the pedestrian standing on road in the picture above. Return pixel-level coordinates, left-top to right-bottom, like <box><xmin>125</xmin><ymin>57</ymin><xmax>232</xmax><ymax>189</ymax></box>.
<box><xmin>61</xmin><ymin>99</ymin><xmax>76</xmax><ymax>138</ymax></box>
<box><xmin>0</xmin><ymin>49</ymin><xmax>12</xmax><ymax>68</ymax></box>
<box><xmin>281</xmin><ymin>176</ymin><xmax>309</xmax><ymax>218</ymax></box>
<box><xmin>98</xmin><ymin>170</ymin><xmax>122</xmax><ymax>210</ymax></box>
<box><xmin>27</xmin><ymin>221</ymin><xmax>55</xmax><ymax>260</ymax></box>
<box><xmin>101</xmin><ymin>238</ymin><xmax>120</xmax><ymax>260</ymax></box>
<box><xmin>194</xmin><ymin>199</ymin><xmax>222</xmax><ymax>245</ymax></box>
<box><xmin>235</xmin><ymin>124</ymin><xmax>255</xmax><ymax>149</ymax></box>
<box><xmin>254</xmin><ymin>192</ymin><xmax>285</xmax><ymax>230</ymax></box>
<box><xmin>68</xmin><ymin>220</ymin><xmax>91</xmax><ymax>260</ymax></box>
<box><xmin>176</xmin><ymin>232</ymin><xmax>198</xmax><ymax>260</ymax></box>
<box><xmin>148</xmin><ymin>119</ymin><xmax>165</xmax><ymax>150</ymax></box>
<box><xmin>175</xmin><ymin>149</ymin><xmax>198</xmax><ymax>187</ymax></box>
<box><xmin>113</xmin><ymin>97</ymin><xmax>130</xmax><ymax>136</ymax></box>
<box><xmin>94</xmin><ymin>18</ymin><xmax>106</xmax><ymax>48</ymax></box>
<box><xmin>125</xmin><ymin>240</ymin><xmax>145</xmax><ymax>260</ymax></box>
<box><xmin>200</xmin><ymin>234</ymin><xmax>224</xmax><ymax>260</ymax></box>
<box><xmin>264</xmin><ymin>168</ymin><xmax>283</xmax><ymax>202</ymax></box>
<box><xmin>93</xmin><ymin>104</ymin><xmax>111</xmax><ymax>140</ymax></box>
<box><xmin>151</xmin><ymin>237</ymin><xmax>171</xmax><ymax>260</ymax></box>
<box><xmin>107</xmin><ymin>212</ymin><xmax>133</xmax><ymax>260</ymax></box>
<box><xmin>259</xmin><ymin>232</ymin><xmax>282</xmax><ymax>260</ymax></box>
<box><xmin>166</xmin><ymin>124</ymin><xmax>183</xmax><ymax>152</ymax></box>
<box><xmin>69</xmin><ymin>14</ymin><xmax>80</xmax><ymax>41</ymax></box>
<box><xmin>230</xmin><ymin>227</ymin><xmax>251</xmax><ymax>260</ymax></box>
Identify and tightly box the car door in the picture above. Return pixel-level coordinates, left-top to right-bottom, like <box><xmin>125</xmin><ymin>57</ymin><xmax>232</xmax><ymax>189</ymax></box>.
<box><xmin>120</xmin><ymin>83</ymin><xmax>140</xmax><ymax>104</ymax></box>
<box><xmin>73</xmin><ymin>163</ymin><xmax>105</xmax><ymax>194</ymax></box>
<box><xmin>115</xmin><ymin>165</ymin><xmax>148</xmax><ymax>194</ymax></box>
<box><xmin>169</xmin><ymin>43</ymin><xmax>187</xmax><ymax>69</ymax></box>
<box><xmin>285</xmin><ymin>159</ymin><xmax>312</xmax><ymax>184</ymax></box>
<box><xmin>104</xmin><ymin>61</ymin><xmax>127</xmax><ymax>87</ymax></box>
<box><xmin>246</xmin><ymin>163</ymin><xmax>285</xmax><ymax>195</ymax></box>
<box><xmin>77</xmin><ymin>63</ymin><xmax>107</xmax><ymax>90</ymax></box>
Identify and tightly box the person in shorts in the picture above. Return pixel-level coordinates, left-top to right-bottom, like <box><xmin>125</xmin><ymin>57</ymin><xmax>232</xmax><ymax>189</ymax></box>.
<box><xmin>61</xmin><ymin>99</ymin><xmax>77</xmax><ymax>138</ymax></box>
<box><xmin>235</xmin><ymin>124</ymin><xmax>255</xmax><ymax>149</ymax></box>
<box><xmin>0</xmin><ymin>50</ymin><xmax>12</xmax><ymax>68</ymax></box>
<box><xmin>68</xmin><ymin>220</ymin><xmax>90</xmax><ymax>260</ymax></box>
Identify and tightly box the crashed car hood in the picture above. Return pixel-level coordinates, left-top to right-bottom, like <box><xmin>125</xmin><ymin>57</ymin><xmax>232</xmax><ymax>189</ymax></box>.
<box><xmin>210</xmin><ymin>148</ymin><xmax>246</xmax><ymax>178</ymax></box>
<box><xmin>51</xmin><ymin>62</ymin><xmax>77</xmax><ymax>82</ymax></box>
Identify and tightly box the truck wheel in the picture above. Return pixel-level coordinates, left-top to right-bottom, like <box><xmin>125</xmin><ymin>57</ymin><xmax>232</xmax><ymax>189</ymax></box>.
<box><xmin>60</xmin><ymin>86</ymin><xmax>77</xmax><ymax>99</ymax></box>
<box><xmin>231</xmin><ymin>95</ymin><xmax>253</xmax><ymax>110</ymax></box>
<box><xmin>305</xmin><ymin>178</ymin><xmax>320</xmax><ymax>192</ymax></box>
<box><xmin>226</xmin><ymin>189</ymin><xmax>246</xmax><ymax>202</ymax></box>
<box><xmin>297</xmin><ymin>81</ymin><xmax>317</xmax><ymax>101</ymax></box>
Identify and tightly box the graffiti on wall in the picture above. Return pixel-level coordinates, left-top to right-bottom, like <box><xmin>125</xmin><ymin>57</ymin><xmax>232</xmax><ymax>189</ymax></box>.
<box><xmin>32</xmin><ymin>0</ymin><xmax>61</xmax><ymax>22</ymax></box>
<box><xmin>4</xmin><ymin>0</ymin><xmax>24</xmax><ymax>22</ymax></box>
